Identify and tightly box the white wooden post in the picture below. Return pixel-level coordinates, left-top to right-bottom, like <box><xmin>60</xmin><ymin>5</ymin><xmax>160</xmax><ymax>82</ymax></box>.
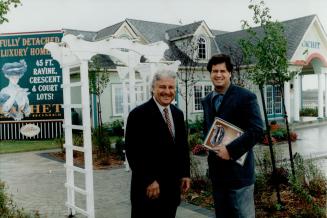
<box><xmin>284</xmin><ymin>81</ymin><xmax>291</xmax><ymax>122</ymax></box>
<box><xmin>293</xmin><ymin>75</ymin><xmax>301</xmax><ymax>121</ymax></box>
<box><xmin>80</xmin><ymin>60</ymin><xmax>95</xmax><ymax>217</ymax></box>
<box><xmin>62</xmin><ymin>65</ymin><xmax>76</xmax><ymax>216</ymax></box>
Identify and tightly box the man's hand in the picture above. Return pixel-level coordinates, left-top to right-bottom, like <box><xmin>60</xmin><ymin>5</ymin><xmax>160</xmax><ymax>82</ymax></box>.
<box><xmin>146</xmin><ymin>180</ymin><xmax>160</xmax><ymax>199</ymax></box>
<box><xmin>212</xmin><ymin>145</ymin><xmax>230</xmax><ymax>160</ymax></box>
<box><xmin>181</xmin><ymin>177</ymin><xmax>191</xmax><ymax>193</ymax></box>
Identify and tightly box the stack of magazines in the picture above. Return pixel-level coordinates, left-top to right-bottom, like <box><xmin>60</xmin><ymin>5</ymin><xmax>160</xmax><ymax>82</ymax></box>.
<box><xmin>203</xmin><ymin>117</ymin><xmax>247</xmax><ymax>166</ymax></box>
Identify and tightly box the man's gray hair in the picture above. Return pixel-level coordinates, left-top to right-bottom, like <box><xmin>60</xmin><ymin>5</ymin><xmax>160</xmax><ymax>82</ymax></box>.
<box><xmin>150</xmin><ymin>68</ymin><xmax>177</xmax><ymax>94</ymax></box>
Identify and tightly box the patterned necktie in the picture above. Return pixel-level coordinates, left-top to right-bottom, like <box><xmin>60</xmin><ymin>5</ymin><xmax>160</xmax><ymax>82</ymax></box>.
<box><xmin>163</xmin><ymin>108</ymin><xmax>174</xmax><ymax>138</ymax></box>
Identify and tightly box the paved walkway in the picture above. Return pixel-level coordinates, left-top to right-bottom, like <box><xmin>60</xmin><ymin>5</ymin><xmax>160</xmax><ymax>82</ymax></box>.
<box><xmin>1</xmin><ymin>119</ymin><xmax>326</xmax><ymax>217</ymax></box>
<box><xmin>255</xmin><ymin>119</ymin><xmax>327</xmax><ymax>177</ymax></box>
<box><xmin>0</xmin><ymin>150</ymin><xmax>214</xmax><ymax>218</ymax></box>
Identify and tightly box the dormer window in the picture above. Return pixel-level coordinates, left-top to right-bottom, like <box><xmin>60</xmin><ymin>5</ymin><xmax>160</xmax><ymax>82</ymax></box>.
<box><xmin>197</xmin><ymin>37</ymin><xmax>206</xmax><ymax>59</ymax></box>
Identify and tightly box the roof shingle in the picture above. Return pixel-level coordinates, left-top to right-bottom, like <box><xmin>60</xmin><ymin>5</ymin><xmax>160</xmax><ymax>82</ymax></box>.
<box><xmin>216</xmin><ymin>15</ymin><xmax>316</xmax><ymax>61</ymax></box>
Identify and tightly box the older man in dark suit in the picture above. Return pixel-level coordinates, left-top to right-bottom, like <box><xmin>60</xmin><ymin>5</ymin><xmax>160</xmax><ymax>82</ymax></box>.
<box><xmin>202</xmin><ymin>54</ymin><xmax>263</xmax><ymax>218</ymax></box>
<box><xmin>125</xmin><ymin>68</ymin><xmax>191</xmax><ymax>218</ymax></box>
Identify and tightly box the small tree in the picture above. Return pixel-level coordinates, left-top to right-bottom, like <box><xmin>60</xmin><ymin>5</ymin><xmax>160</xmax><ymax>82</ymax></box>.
<box><xmin>221</xmin><ymin>44</ymin><xmax>247</xmax><ymax>87</ymax></box>
<box><xmin>0</xmin><ymin>0</ymin><xmax>21</xmax><ymax>24</ymax></box>
<box><xmin>89</xmin><ymin>55</ymin><xmax>111</xmax><ymax>158</ymax></box>
<box><xmin>240</xmin><ymin>0</ymin><xmax>298</xmax><ymax>205</ymax></box>
<box><xmin>168</xmin><ymin>34</ymin><xmax>205</xmax><ymax>133</ymax></box>
<box><xmin>89</xmin><ymin>55</ymin><xmax>110</xmax><ymax>128</ymax></box>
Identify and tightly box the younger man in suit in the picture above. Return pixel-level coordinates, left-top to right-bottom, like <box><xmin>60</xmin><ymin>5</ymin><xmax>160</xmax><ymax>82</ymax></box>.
<box><xmin>202</xmin><ymin>54</ymin><xmax>263</xmax><ymax>218</ymax></box>
<box><xmin>125</xmin><ymin>68</ymin><xmax>191</xmax><ymax>218</ymax></box>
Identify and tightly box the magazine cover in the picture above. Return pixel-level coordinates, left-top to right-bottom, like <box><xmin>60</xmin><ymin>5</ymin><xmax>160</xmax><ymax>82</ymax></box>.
<box><xmin>203</xmin><ymin>117</ymin><xmax>247</xmax><ymax>166</ymax></box>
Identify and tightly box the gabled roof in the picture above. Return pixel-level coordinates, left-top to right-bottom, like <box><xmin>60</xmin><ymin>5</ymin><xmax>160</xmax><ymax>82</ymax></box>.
<box><xmin>283</xmin><ymin>14</ymin><xmax>316</xmax><ymax>59</ymax></box>
<box><xmin>166</xmin><ymin>21</ymin><xmax>203</xmax><ymax>41</ymax></box>
<box><xmin>95</xmin><ymin>21</ymin><xmax>125</xmax><ymax>41</ymax></box>
<box><xmin>62</xmin><ymin>19</ymin><xmax>224</xmax><ymax>67</ymax></box>
<box><xmin>216</xmin><ymin>14</ymin><xmax>316</xmax><ymax>60</ymax></box>
<box><xmin>212</xmin><ymin>29</ymin><xmax>229</xmax><ymax>35</ymax></box>
<box><xmin>126</xmin><ymin>19</ymin><xmax>179</xmax><ymax>43</ymax></box>
<box><xmin>63</xmin><ymin>29</ymin><xmax>97</xmax><ymax>41</ymax></box>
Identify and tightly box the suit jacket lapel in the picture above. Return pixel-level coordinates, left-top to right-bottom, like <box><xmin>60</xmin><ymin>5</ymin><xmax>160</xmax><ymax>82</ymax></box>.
<box><xmin>148</xmin><ymin>98</ymin><xmax>166</xmax><ymax>125</ymax></box>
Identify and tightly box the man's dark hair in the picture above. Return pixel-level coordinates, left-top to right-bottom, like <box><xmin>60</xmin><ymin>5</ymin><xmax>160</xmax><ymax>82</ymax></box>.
<box><xmin>207</xmin><ymin>54</ymin><xmax>233</xmax><ymax>73</ymax></box>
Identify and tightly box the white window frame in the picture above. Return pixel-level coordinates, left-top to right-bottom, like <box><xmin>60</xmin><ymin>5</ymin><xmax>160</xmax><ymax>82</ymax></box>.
<box><xmin>112</xmin><ymin>84</ymin><xmax>124</xmax><ymax>116</ymax></box>
<box><xmin>193</xmin><ymin>83</ymin><xmax>213</xmax><ymax>112</ymax></box>
<box><xmin>112</xmin><ymin>82</ymin><xmax>147</xmax><ymax>116</ymax></box>
<box><xmin>266</xmin><ymin>85</ymin><xmax>283</xmax><ymax>116</ymax></box>
<box><xmin>273</xmin><ymin>85</ymin><xmax>283</xmax><ymax>115</ymax></box>
<box><xmin>266</xmin><ymin>85</ymin><xmax>274</xmax><ymax>115</ymax></box>
<box><xmin>197</xmin><ymin>37</ymin><xmax>207</xmax><ymax>60</ymax></box>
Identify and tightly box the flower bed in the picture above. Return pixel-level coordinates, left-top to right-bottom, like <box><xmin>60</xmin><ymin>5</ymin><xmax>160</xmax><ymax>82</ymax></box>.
<box><xmin>262</xmin><ymin>122</ymin><xmax>298</xmax><ymax>145</ymax></box>
<box><xmin>191</xmin><ymin>144</ymin><xmax>208</xmax><ymax>155</ymax></box>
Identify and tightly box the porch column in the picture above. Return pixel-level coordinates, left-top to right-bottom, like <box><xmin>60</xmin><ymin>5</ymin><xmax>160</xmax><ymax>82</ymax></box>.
<box><xmin>293</xmin><ymin>75</ymin><xmax>301</xmax><ymax>122</ymax></box>
<box><xmin>324</xmin><ymin>67</ymin><xmax>327</xmax><ymax>118</ymax></box>
<box><xmin>318</xmin><ymin>72</ymin><xmax>324</xmax><ymax>118</ymax></box>
<box><xmin>284</xmin><ymin>81</ymin><xmax>291</xmax><ymax>122</ymax></box>
<box><xmin>116</xmin><ymin>67</ymin><xmax>129</xmax><ymax>126</ymax></box>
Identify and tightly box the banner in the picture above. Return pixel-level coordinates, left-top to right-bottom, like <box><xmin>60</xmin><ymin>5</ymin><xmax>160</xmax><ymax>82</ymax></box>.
<box><xmin>0</xmin><ymin>31</ymin><xmax>63</xmax><ymax>121</ymax></box>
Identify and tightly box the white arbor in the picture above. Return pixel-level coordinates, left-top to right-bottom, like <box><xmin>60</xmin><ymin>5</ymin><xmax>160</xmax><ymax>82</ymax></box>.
<box><xmin>45</xmin><ymin>34</ymin><xmax>179</xmax><ymax>218</ymax></box>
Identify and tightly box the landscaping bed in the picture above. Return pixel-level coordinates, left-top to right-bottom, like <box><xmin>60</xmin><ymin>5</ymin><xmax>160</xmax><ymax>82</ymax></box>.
<box><xmin>48</xmin><ymin>150</ymin><xmax>124</xmax><ymax>170</ymax></box>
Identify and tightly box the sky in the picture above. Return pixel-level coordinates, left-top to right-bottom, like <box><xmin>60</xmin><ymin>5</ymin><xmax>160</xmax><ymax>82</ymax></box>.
<box><xmin>0</xmin><ymin>0</ymin><xmax>326</xmax><ymax>90</ymax></box>
<box><xmin>1</xmin><ymin>0</ymin><xmax>326</xmax><ymax>33</ymax></box>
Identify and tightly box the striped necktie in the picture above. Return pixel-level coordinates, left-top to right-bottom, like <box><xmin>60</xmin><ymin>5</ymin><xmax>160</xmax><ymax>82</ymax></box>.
<box><xmin>163</xmin><ymin>108</ymin><xmax>174</xmax><ymax>138</ymax></box>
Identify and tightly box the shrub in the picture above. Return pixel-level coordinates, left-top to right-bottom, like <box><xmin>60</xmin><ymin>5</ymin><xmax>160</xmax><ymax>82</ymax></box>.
<box><xmin>191</xmin><ymin>144</ymin><xmax>208</xmax><ymax>155</ymax></box>
<box><xmin>114</xmin><ymin>137</ymin><xmax>125</xmax><ymax>160</ymax></box>
<box><xmin>308</xmin><ymin>177</ymin><xmax>327</xmax><ymax>197</ymax></box>
<box><xmin>262</xmin><ymin>134</ymin><xmax>277</xmax><ymax>145</ymax></box>
<box><xmin>270</xmin><ymin>120</ymin><xmax>279</xmax><ymax>131</ymax></box>
<box><xmin>111</xmin><ymin>120</ymin><xmax>124</xmax><ymax>136</ymax></box>
<box><xmin>300</xmin><ymin>107</ymin><xmax>318</xmax><ymax>116</ymax></box>
<box><xmin>262</xmin><ymin>124</ymin><xmax>298</xmax><ymax>144</ymax></box>
<box><xmin>0</xmin><ymin>181</ymin><xmax>40</xmax><ymax>218</ymax></box>
<box><xmin>271</xmin><ymin>129</ymin><xmax>286</xmax><ymax>141</ymax></box>
<box><xmin>92</xmin><ymin>126</ymin><xmax>111</xmax><ymax>158</ymax></box>
<box><xmin>188</xmin><ymin>132</ymin><xmax>203</xmax><ymax>149</ymax></box>
<box><xmin>289</xmin><ymin>154</ymin><xmax>327</xmax><ymax>216</ymax></box>
<box><xmin>188</xmin><ymin>117</ymin><xmax>203</xmax><ymax>135</ymax></box>
<box><xmin>289</xmin><ymin>131</ymin><xmax>298</xmax><ymax>141</ymax></box>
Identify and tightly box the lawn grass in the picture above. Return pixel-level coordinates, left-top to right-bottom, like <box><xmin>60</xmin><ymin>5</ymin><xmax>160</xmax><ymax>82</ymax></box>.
<box><xmin>0</xmin><ymin>140</ymin><xmax>60</xmax><ymax>154</ymax></box>
<box><xmin>0</xmin><ymin>134</ymin><xmax>121</xmax><ymax>154</ymax></box>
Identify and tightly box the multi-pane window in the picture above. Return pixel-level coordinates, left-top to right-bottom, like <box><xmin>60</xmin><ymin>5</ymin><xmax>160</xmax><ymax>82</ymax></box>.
<box><xmin>266</xmin><ymin>85</ymin><xmax>282</xmax><ymax>116</ymax></box>
<box><xmin>112</xmin><ymin>83</ymin><xmax>146</xmax><ymax>116</ymax></box>
<box><xmin>193</xmin><ymin>84</ymin><xmax>212</xmax><ymax>111</ymax></box>
<box><xmin>198</xmin><ymin>37</ymin><xmax>206</xmax><ymax>59</ymax></box>
<box><xmin>112</xmin><ymin>84</ymin><xmax>123</xmax><ymax>116</ymax></box>
<box><xmin>274</xmin><ymin>86</ymin><xmax>282</xmax><ymax>114</ymax></box>
<box><xmin>135</xmin><ymin>85</ymin><xmax>146</xmax><ymax>106</ymax></box>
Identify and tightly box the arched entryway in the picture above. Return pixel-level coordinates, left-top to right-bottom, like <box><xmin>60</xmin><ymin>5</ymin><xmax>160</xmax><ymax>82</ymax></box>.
<box><xmin>292</xmin><ymin>53</ymin><xmax>327</xmax><ymax>122</ymax></box>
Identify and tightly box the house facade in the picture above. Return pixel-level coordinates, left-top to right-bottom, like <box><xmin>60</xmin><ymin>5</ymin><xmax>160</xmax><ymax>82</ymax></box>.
<box><xmin>64</xmin><ymin>15</ymin><xmax>327</xmax><ymax>126</ymax></box>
